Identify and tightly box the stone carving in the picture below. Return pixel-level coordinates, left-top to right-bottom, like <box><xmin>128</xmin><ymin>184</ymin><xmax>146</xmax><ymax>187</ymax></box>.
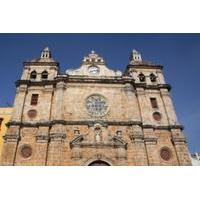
<box><xmin>49</xmin><ymin>133</ymin><xmax>66</xmax><ymax>142</ymax></box>
<box><xmin>36</xmin><ymin>135</ymin><xmax>49</xmax><ymax>143</ymax></box>
<box><xmin>94</xmin><ymin>126</ymin><xmax>102</xmax><ymax>143</ymax></box>
<box><xmin>3</xmin><ymin>134</ymin><xmax>20</xmax><ymax>143</ymax></box>
<box><xmin>70</xmin><ymin>127</ymin><xmax>127</xmax><ymax>150</ymax></box>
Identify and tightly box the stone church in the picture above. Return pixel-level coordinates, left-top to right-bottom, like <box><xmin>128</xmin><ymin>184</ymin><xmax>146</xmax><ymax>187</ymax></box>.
<box><xmin>0</xmin><ymin>47</ymin><xmax>191</xmax><ymax>166</ymax></box>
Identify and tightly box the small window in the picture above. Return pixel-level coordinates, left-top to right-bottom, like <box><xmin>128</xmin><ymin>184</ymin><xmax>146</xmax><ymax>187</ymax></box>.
<box><xmin>138</xmin><ymin>73</ymin><xmax>145</xmax><ymax>82</ymax></box>
<box><xmin>28</xmin><ymin>109</ymin><xmax>37</xmax><ymax>118</ymax></box>
<box><xmin>160</xmin><ymin>147</ymin><xmax>172</xmax><ymax>161</ymax></box>
<box><xmin>30</xmin><ymin>71</ymin><xmax>37</xmax><ymax>80</ymax></box>
<box><xmin>150</xmin><ymin>73</ymin><xmax>157</xmax><ymax>82</ymax></box>
<box><xmin>41</xmin><ymin>71</ymin><xmax>48</xmax><ymax>80</ymax></box>
<box><xmin>153</xmin><ymin>112</ymin><xmax>161</xmax><ymax>121</ymax></box>
<box><xmin>21</xmin><ymin>145</ymin><xmax>32</xmax><ymax>158</ymax></box>
<box><xmin>150</xmin><ymin>98</ymin><xmax>158</xmax><ymax>108</ymax></box>
<box><xmin>31</xmin><ymin>94</ymin><xmax>39</xmax><ymax>105</ymax></box>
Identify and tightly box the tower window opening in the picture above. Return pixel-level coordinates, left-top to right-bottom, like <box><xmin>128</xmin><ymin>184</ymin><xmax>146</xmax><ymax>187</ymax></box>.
<box><xmin>150</xmin><ymin>73</ymin><xmax>157</xmax><ymax>82</ymax></box>
<box><xmin>30</xmin><ymin>71</ymin><xmax>37</xmax><ymax>80</ymax></box>
<box><xmin>41</xmin><ymin>71</ymin><xmax>48</xmax><ymax>80</ymax></box>
<box><xmin>138</xmin><ymin>73</ymin><xmax>145</xmax><ymax>82</ymax></box>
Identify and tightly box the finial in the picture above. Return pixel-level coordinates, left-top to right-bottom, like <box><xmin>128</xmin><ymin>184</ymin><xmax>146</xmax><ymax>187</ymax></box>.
<box><xmin>43</xmin><ymin>47</ymin><xmax>50</xmax><ymax>51</ymax></box>
<box><xmin>41</xmin><ymin>47</ymin><xmax>51</xmax><ymax>58</ymax></box>
<box><xmin>132</xmin><ymin>49</ymin><xmax>138</xmax><ymax>53</ymax></box>
<box><xmin>91</xmin><ymin>50</ymin><xmax>95</xmax><ymax>54</ymax></box>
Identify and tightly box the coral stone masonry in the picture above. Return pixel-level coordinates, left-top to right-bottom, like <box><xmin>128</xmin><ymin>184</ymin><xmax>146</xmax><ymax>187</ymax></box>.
<box><xmin>0</xmin><ymin>48</ymin><xmax>191</xmax><ymax>166</ymax></box>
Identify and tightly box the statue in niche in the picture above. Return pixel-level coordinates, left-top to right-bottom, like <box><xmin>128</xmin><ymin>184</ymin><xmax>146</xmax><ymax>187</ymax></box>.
<box><xmin>94</xmin><ymin>126</ymin><xmax>102</xmax><ymax>143</ymax></box>
<box><xmin>116</xmin><ymin>130</ymin><xmax>123</xmax><ymax>138</ymax></box>
<box><xmin>74</xmin><ymin>129</ymin><xmax>80</xmax><ymax>137</ymax></box>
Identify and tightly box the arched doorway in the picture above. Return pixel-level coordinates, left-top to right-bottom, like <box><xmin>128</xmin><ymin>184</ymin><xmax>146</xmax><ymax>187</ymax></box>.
<box><xmin>88</xmin><ymin>160</ymin><xmax>110</xmax><ymax>166</ymax></box>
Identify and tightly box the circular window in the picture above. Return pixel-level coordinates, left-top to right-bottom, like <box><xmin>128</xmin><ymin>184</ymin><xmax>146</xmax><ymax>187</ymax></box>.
<box><xmin>28</xmin><ymin>109</ymin><xmax>37</xmax><ymax>118</ymax></box>
<box><xmin>86</xmin><ymin>95</ymin><xmax>108</xmax><ymax>117</ymax></box>
<box><xmin>21</xmin><ymin>145</ymin><xmax>32</xmax><ymax>158</ymax></box>
<box><xmin>160</xmin><ymin>147</ymin><xmax>172</xmax><ymax>161</ymax></box>
<box><xmin>153</xmin><ymin>112</ymin><xmax>161</xmax><ymax>121</ymax></box>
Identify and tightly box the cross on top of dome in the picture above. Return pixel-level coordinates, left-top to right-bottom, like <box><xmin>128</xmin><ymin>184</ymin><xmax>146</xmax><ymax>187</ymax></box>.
<box><xmin>82</xmin><ymin>50</ymin><xmax>105</xmax><ymax>64</ymax></box>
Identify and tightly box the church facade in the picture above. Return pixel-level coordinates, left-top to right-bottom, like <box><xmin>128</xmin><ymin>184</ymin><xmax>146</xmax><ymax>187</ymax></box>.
<box><xmin>0</xmin><ymin>48</ymin><xmax>191</xmax><ymax>166</ymax></box>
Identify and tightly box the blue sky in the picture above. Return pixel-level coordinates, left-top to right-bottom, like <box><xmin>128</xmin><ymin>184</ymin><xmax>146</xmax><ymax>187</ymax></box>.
<box><xmin>0</xmin><ymin>33</ymin><xmax>199</xmax><ymax>153</ymax></box>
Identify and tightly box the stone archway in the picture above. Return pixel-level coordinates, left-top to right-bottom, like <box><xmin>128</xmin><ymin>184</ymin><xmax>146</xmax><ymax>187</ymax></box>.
<box><xmin>88</xmin><ymin>160</ymin><xmax>110</xmax><ymax>166</ymax></box>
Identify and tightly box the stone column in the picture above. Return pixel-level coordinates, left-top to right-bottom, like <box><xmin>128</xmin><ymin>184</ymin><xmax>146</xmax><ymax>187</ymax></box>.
<box><xmin>171</xmin><ymin>129</ymin><xmax>191</xmax><ymax>166</ymax></box>
<box><xmin>144</xmin><ymin>128</ymin><xmax>160</xmax><ymax>165</ymax></box>
<box><xmin>21</xmin><ymin>66</ymin><xmax>30</xmax><ymax>80</ymax></box>
<box><xmin>54</xmin><ymin>82</ymin><xmax>66</xmax><ymax>120</ymax></box>
<box><xmin>129</xmin><ymin>125</ymin><xmax>148</xmax><ymax>166</ymax></box>
<box><xmin>124</xmin><ymin>83</ymin><xmax>140</xmax><ymax>121</ymax></box>
<box><xmin>160</xmin><ymin>89</ymin><xmax>178</xmax><ymax>125</ymax></box>
<box><xmin>46</xmin><ymin>125</ymin><xmax>66</xmax><ymax>166</ymax></box>
<box><xmin>157</xmin><ymin>71</ymin><xmax>166</xmax><ymax>84</ymax></box>
<box><xmin>136</xmin><ymin>88</ymin><xmax>152</xmax><ymax>125</ymax></box>
<box><xmin>71</xmin><ymin>146</ymin><xmax>82</xmax><ymax>160</ymax></box>
<box><xmin>40</xmin><ymin>85</ymin><xmax>54</xmax><ymax>121</ymax></box>
<box><xmin>0</xmin><ymin>126</ymin><xmax>20</xmax><ymax>166</ymax></box>
<box><xmin>12</xmin><ymin>85</ymin><xmax>28</xmax><ymax>121</ymax></box>
<box><xmin>34</xmin><ymin>126</ymin><xmax>50</xmax><ymax>166</ymax></box>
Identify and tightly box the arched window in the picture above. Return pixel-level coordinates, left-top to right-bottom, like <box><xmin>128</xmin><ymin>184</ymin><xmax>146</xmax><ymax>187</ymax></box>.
<box><xmin>30</xmin><ymin>71</ymin><xmax>37</xmax><ymax>80</ymax></box>
<box><xmin>150</xmin><ymin>73</ymin><xmax>157</xmax><ymax>82</ymax></box>
<box><xmin>138</xmin><ymin>73</ymin><xmax>145</xmax><ymax>82</ymax></box>
<box><xmin>41</xmin><ymin>71</ymin><xmax>48</xmax><ymax>80</ymax></box>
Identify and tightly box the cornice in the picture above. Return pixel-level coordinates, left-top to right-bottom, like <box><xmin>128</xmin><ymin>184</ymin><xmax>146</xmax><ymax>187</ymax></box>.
<box><xmin>7</xmin><ymin>120</ymin><xmax>184</xmax><ymax>130</ymax></box>
<box><xmin>23</xmin><ymin>61</ymin><xmax>59</xmax><ymax>67</ymax></box>
<box><xmin>126</xmin><ymin>64</ymin><xmax>163</xmax><ymax>70</ymax></box>
<box><xmin>3</xmin><ymin>134</ymin><xmax>21</xmax><ymax>142</ymax></box>
<box><xmin>15</xmin><ymin>78</ymin><xmax>171</xmax><ymax>91</ymax></box>
<box><xmin>171</xmin><ymin>136</ymin><xmax>187</xmax><ymax>144</ymax></box>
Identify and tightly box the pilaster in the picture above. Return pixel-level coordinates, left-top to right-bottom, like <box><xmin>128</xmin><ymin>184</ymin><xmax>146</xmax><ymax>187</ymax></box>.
<box><xmin>0</xmin><ymin>126</ymin><xmax>21</xmax><ymax>166</ymax></box>
<box><xmin>54</xmin><ymin>82</ymin><xmax>66</xmax><ymax>120</ymax></box>
<box><xmin>136</xmin><ymin>88</ymin><xmax>151</xmax><ymax>124</ymax></box>
<box><xmin>34</xmin><ymin>126</ymin><xmax>50</xmax><ymax>165</ymax></box>
<box><xmin>160</xmin><ymin>89</ymin><xmax>178</xmax><ymax>125</ymax></box>
<box><xmin>46</xmin><ymin>124</ymin><xmax>66</xmax><ymax>165</ymax></box>
<box><xmin>171</xmin><ymin>129</ymin><xmax>191</xmax><ymax>166</ymax></box>
<box><xmin>40</xmin><ymin>85</ymin><xmax>54</xmax><ymax>121</ymax></box>
<box><xmin>12</xmin><ymin>85</ymin><xmax>28</xmax><ymax>121</ymax></box>
<box><xmin>129</xmin><ymin>125</ymin><xmax>148</xmax><ymax>166</ymax></box>
<box><xmin>144</xmin><ymin>128</ymin><xmax>160</xmax><ymax>165</ymax></box>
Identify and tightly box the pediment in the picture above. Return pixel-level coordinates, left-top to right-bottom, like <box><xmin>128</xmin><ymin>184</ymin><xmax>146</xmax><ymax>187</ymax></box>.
<box><xmin>66</xmin><ymin>51</ymin><xmax>122</xmax><ymax>77</ymax></box>
<box><xmin>70</xmin><ymin>135</ymin><xmax>84</xmax><ymax>147</ymax></box>
<box><xmin>70</xmin><ymin>134</ymin><xmax>127</xmax><ymax>149</ymax></box>
<box><xmin>111</xmin><ymin>136</ymin><xmax>127</xmax><ymax>148</ymax></box>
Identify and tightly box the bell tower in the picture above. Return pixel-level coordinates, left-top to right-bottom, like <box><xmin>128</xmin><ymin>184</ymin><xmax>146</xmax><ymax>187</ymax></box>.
<box><xmin>21</xmin><ymin>47</ymin><xmax>59</xmax><ymax>81</ymax></box>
